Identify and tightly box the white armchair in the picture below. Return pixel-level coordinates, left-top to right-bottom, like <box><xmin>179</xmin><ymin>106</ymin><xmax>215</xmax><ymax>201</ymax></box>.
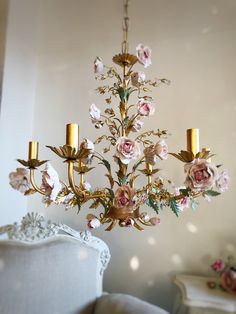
<box><xmin>0</xmin><ymin>213</ymin><xmax>169</xmax><ymax>314</ymax></box>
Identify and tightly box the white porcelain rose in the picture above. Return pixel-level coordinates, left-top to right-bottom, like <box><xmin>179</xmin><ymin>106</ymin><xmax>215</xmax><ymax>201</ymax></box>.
<box><xmin>80</xmin><ymin>138</ymin><xmax>95</xmax><ymax>165</ymax></box>
<box><xmin>130</xmin><ymin>115</ymin><xmax>144</xmax><ymax>132</ymax></box>
<box><xmin>89</xmin><ymin>103</ymin><xmax>101</xmax><ymax>123</ymax></box>
<box><xmin>94</xmin><ymin>57</ymin><xmax>104</xmax><ymax>73</ymax></box>
<box><xmin>115</xmin><ymin>137</ymin><xmax>141</xmax><ymax>164</ymax></box>
<box><xmin>216</xmin><ymin>170</ymin><xmax>229</xmax><ymax>192</ymax></box>
<box><xmin>136</xmin><ymin>44</ymin><xmax>152</xmax><ymax>68</ymax></box>
<box><xmin>155</xmin><ymin>140</ymin><xmax>168</xmax><ymax>160</ymax></box>
<box><xmin>41</xmin><ymin>162</ymin><xmax>62</xmax><ymax>201</ymax></box>
<box><xmin>9</xmin><ymin>168</ymin><xmax>31</xmax><ymax>194</ymax></box>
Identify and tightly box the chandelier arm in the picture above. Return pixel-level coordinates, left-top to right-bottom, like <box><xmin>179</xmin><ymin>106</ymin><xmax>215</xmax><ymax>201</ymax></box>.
<box><xmin>67</xmin><ymin>160</ymin><xmax>83</xmax><ymax>198</ymax></box>
<box><xmin>133</xmin><ymin>221</ymin><xmax>144</xmax><ymax>231</ymax></box>
<box><xmin>126</xmin><ymin>113</ymin><xmax>140</xmax><ymax>135</ymax></box>
<box><xmin>100</xmin><ymin>116</ymin><xmax>120</xmax><ymax>138</ymax></box>
<box><xmin>79</xmin><ymin>160</ymin><xmax>84</xmax><ymax>187</ymax></box>
<box><xmin>29</xmin><ymin>168</ymin><xmax>45</xmax><ymax>195</ymax></box>
<box><xmin>146</xmin><ymin>163</ymin><xmax>153</xmax><ymax>185</ymax></box>
<box><xmin>105</xmin><ymin>219</ymin><xmax>117</xmax><ymax>231</ymax></box>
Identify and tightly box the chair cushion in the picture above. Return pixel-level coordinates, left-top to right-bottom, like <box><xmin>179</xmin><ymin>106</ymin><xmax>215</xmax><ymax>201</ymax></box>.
<box><xmin>0</xmin><ymin>236</ymin><xmax>101</xmax><ymax>314</ymax></box>
<box><xmin>94</xmin><ymin>293</ymin><xmax>170</xmax><ymax>314</ymax></box>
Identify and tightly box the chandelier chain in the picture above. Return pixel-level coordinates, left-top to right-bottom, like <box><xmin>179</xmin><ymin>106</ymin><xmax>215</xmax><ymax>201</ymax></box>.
<box><xmin>122</xmin><ymin>0</ymin><xmax>129</xmax><ymax>53</ymax></box>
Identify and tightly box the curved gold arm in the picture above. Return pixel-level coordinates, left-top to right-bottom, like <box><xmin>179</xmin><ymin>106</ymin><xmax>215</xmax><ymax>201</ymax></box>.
<box><xmin>146</xmin><ymin>163</ymin><xmax>152</xmax><ymax>185</ymax></box>
<box><xmin>29</xmin><ymin>169</ymin><xmax>45</xmax><ymax>195</ymax></box>
<box><xmin>68</xmin><ymin>160</ymin><xmax>82</xmax><ymax>197</ymax></box>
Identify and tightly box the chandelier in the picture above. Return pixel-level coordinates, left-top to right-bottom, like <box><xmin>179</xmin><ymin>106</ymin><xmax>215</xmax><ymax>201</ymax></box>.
<box><xmin>9</xmin><ymin>0</ymin><xmax>229</xmax><ymax>231</ymax></box>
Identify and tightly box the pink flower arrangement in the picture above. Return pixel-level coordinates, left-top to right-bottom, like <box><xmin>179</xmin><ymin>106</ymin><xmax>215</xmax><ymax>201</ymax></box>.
<box><xmin>209</xmin><ymin>257</ymin><xmax>236</xmax><ymax>294</ymax></box>
<box><xmin>211</xmin><ymin>259</ymin><xmax>225</xmax><ymax>272</ymax></box>
<box><xmin>221</xmin><ymin>269</ymin><xmax>236</xmax><ymax>293</ymax></box>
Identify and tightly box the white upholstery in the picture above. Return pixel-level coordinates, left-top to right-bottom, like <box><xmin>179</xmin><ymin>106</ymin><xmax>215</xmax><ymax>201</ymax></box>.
<box><xmin>94</xmin><ymin>293</ymin><xmax>169</xmax><ymax>314</ymax></box>
<box><xmin>0</xmin><ymin>213</ymin><xmax>169</xmax><ymax>314</ymax></box>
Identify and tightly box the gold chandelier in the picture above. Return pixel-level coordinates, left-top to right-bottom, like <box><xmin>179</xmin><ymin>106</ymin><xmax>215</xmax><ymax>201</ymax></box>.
<box><xmin>10</xmin><ymin>0</ymin><xmax>229</xmax><ymax>231</ymax></box>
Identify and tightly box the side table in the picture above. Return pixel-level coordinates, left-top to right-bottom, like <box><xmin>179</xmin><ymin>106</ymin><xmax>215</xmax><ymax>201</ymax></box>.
<box><xmin>172</xmin><ymin>274</ymin><xmax>236</xmax><ymax>314</ymax></box>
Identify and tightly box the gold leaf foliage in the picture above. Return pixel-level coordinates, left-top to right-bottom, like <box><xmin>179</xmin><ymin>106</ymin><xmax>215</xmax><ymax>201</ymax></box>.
<box><xmin>112</xmin><ymin>53</ymin><xmax>138</xmax><ymax>67</ymax></box>
<box><xmin>17</xmin><ymin>159</ymin><xmax>48</xmax><ymax>169</ymax></box>
<box><xmin>169</xmin><ymin>150</ymin><xmax>195</xmax><ymax>162</ymax></box>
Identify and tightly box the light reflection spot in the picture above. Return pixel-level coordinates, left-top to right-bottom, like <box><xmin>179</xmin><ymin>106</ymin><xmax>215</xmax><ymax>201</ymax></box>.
<box><xmin>202</xmin><ymin>27</ymin><xmax>211</xmax><ymax>34</ymax></box>
<box><xmin>184</xmin><ymin>42</ymin><xmax>192</xmax><ymax>52</ymax></box>
<box><xmin>0</xmin><ymin>258</ymin><xmax>4</xmax><ymax>271</ymax></box>
<box><xmin>147</xmin><ymin>280</ymin><xmax>154</xmax><ymax>287</ymax></box>
<box><xmin>12</xmin><ymin>281</ymin><xmax>21</xmax><ymax>291</ymax></box>
<box><xmin>211</xmin><ymin>7</ymin><xmax>219</xmax><ymax>15</ymax></box>
<box><xmin>186</xmin><ymin>222</ymin><xmax>198</xmax><ymax>233</ymax></box>
<box><xmin>147</xmin><ymin>237</ymin><xmax>156</xmax><ymax>246</ymax></box>
<box><xmin>130</xmin><ymin>256</ymin><xmax>139</xmax><ymax>272</ymax></box>
<box><xmin>172</xmin><ymin>254</ymin><xmax>182</xmax><ymax>265</ymax></box>
<box><xmin>77</xmin><ymin>249</ymin><xmax>88</xmax><ymax>261</ymax></box>
<box><xmin>226</xmin><ymin>243</ymin><xmax>235</xmax><ymax>253</ymax></box>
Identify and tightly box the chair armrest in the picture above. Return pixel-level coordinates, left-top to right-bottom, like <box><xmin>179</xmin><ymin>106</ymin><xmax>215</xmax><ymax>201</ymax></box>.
<box><xmin>94</xmin><ymin>293</ymin><xmax>169</xmax><ymax>314</ymax></box>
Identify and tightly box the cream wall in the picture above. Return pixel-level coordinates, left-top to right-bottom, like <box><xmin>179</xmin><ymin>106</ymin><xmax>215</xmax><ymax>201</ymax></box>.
<box><xmin>0</xmin><ymin>0</ymin><xmax>7</xmax><ymax>101</ymax></box>
<box><xmin>0</xmin><ymin>0</ymin><xmax>39</xmax><ymax>224</ymax></box>
<box><xmin>1</xmin><ymin>0</ymin><xmax>236</xmax><ymax>311</ymax></box>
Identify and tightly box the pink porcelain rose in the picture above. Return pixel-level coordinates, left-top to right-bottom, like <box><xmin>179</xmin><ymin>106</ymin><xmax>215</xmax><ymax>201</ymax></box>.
<box><xmin>155</xmin><ymin>140</ymin><xmax>168</xmax><ymax>160</ymax></box>
<box><xmin>114</xmin><ymin>185</ymin><xmax>135</xmax><ymax>209</ymax></box>
<box><xmin>116</xmin><ymin>137</ymin><xmax>140</xmax><ymax>164</ymax></box>
<box><xmin>41</xmin><ymin>162</ymin><xmax>62</xmax><ymax>201</ymax></box>
<box><xmin>184</xmin><ymin>159</ymin><xmax>218</xmax><ymax>191</ymax></box>
<box><xmin>137</xmin><ymin>99</ymin><xmax>155</xmax><ymax>116</ymax></box>
<box><xmin>220</xmin><ymin>269</ymin><xmax>236</xmax><ymax>294</ymax></box>
<box><xmin>136</xmin><ymin>44</ymin><xmax>152</xmax><ymax>68</ymax></box>
<box><xmin>211</xmin><ymin>259</ymin><xmax>225</xmax><ymax>272</ymax></box>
